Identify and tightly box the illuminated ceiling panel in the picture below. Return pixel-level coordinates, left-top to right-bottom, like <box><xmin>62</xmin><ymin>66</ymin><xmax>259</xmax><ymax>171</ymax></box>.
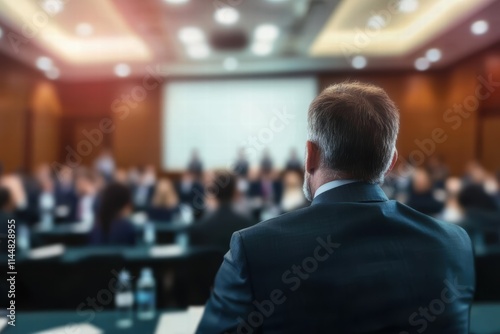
<box><xmin>310</xmin><ymin>0</ymin><xmax>495</xmax><ymax>57</ymax></box>
<box><xmin>0</xmin><ymin>0</ymin><xmax>152</xmax><ymax>64</ymax></box>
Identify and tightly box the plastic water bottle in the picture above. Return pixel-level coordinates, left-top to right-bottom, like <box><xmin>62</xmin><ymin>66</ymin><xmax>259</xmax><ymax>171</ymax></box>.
<box><xmin>136</xmin><ymin>268</ymin><xmax>156</xmax><ymax>320</ymax></box>
<box><xmin>115</xmin><ymin>270</ymin><xmax>134</xmax><ymax>328</ymax></box>
<box><xmin>144</xmin><ymin>222</ymin><xmax>156</xmax><ymax>245</ymax></box>
<box><xmin>17</xmin><ymin>224</ymin><xmax>30</xmax><ymax>253</ymax></box>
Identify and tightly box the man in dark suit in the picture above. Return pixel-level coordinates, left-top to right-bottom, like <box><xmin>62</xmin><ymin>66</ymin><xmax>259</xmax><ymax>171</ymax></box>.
<box><xmin>197</xmin><ymin>82</ymin><xmax>475</xmax><ymax>333</ymax></box>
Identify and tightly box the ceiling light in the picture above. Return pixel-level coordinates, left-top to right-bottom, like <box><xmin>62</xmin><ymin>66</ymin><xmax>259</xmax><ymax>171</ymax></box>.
<box><xmin>251</xmin><ymin>42</ymin><xmax>273</xmax><ymax>56</ymax></box>
<box><xmin>214</xmin><ymin>7</ymin><xmax>240</xmax><ymax>25</ymax></box>
<box><xmin>178</xmin><ymin>27</ymin><xmax>204</xmax><ymax>44</ymax></box>
<box><xmin>36</xmin><ymin>56</ymin><xmax>53</xmax><ymax>71</ymax></box>
<box><xmin>223</xmin><ymin>57</ymin><xmax>238</xmax><ymax>71</ymax></box>
<box><xmin>76</xmin><ymin>23</ymin><xmax>93</xmax><ymax>37</ymax></box>
<box><xmin>254</xmin><ymin>24</ymin><xmax>280</xmax><ymax>41</ymax></box>
<box><xmin>415</xmin><ymin>57</ymin><xmax>430</xmax><ymax>71</ymax></box>
<box><xmin>471</xmin><ymin>20</ymin><xmax>489</xmax><ymax>35</ymax></box>
<box><xmin>41</xmin><ymin>0</ymin><xmax>64</xmax><ymax>15</ymax></box>
<box><xmin>114</xmin><ymin>63</ymin><xmax>131</xmax><ymax>77</ymax></box>
<box><xmin>187</xmin><ymin>44</ymin><xmax>210</xmax><ymax>59</ymax></box>
<box><xmin>45</xmin><ymin>67</ymin><xmax>60</xmax><ymax>80</ymax></box>
<box><xmin>398</xmin><ymin>0</ymin><xmax>419</xmax><ymax>13</ymax></box>
<box><xmin>426</xmin><ymin>48</ymin><xmax>442</xmax><ymax>62</ymax></box>
<box><xmin>351</xmin><ymin>55</ymin><xmax>367</xmax><ymax>69</ymax></box>
<box><xmin>367</xmin><ymin>15</ymin><xmax>386</xmax><ymax>29</ymax></box>
<box><xmin>164</xmin><ymin>0</ymin><xmax>189</xmax><ymax>4</ymax></box>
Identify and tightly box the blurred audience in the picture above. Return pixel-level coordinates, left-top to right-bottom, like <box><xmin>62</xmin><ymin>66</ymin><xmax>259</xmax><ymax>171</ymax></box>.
<box><xmin>406</xmin><ymin>168</ymin><xmax>444</xmax><ymax>216</ymax></box>
<box><xmin>285</xmin><ymin>148</ymin><xmax>303</xmax><ymax>172</ymax></box>
<box><xmin>189</xmin><ymin>171</ymin><xmax>254</xmax><ymax>250</ymax></box>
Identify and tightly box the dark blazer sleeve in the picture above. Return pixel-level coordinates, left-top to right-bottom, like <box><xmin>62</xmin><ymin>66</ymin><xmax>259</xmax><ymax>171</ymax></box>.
<box><xmin>196</xmin><ymin>231</ymin><xmax>254</xmax><ymax>334</ymax></box>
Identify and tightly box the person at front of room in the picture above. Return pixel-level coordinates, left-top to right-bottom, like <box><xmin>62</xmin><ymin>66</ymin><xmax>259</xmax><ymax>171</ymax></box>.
<box><xmin>196</xmin><ymin>82</ymin><xmax>475</xmax><ymax>333</ymax></box>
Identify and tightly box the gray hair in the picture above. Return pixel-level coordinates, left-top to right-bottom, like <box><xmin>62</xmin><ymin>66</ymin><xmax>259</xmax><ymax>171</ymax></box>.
<box><xmin>307</xmin><ymin>81</ymin><xmax>399</xmax><ymax>183</ymax></box>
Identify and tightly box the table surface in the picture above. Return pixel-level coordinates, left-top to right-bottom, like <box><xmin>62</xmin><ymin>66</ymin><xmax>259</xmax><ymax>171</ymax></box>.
<box><xmin>2</xmin><ymin>303</ymin><xmax>500</xmax><ymax>334</ymax></box>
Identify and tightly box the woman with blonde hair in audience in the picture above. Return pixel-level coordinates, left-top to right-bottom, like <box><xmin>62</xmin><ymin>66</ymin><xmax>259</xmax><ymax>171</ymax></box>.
<box><xmin>147</xmin><ymin>178</ymin><xmax>180</xmax><ymax>222</ymax></box>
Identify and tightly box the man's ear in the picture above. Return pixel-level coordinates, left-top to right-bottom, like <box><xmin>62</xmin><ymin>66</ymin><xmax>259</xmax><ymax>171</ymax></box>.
<box><xmin>386</xmin><ymin>149</ymin><xmax>398</xmax><ymax>175</ymax></box>
<box><xmin>305</xmin><ymin>141</ymin><xmax>321</xmax><ymax>174</ymax></box>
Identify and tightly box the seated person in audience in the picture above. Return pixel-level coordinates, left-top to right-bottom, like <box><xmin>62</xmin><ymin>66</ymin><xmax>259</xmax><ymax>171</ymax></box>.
<box><xmin>93</xmin><ymin>147</ymin><xmax>115</xmax><ymax>181</ymax></box>
<box><xmin>426</xmin><ymin>155</ymin><xmax>449</xmax><ymax>189</ymax></box>
<box><xmin>54</xmin><ymin>165</ymin><xmax>77</xmax><ymax>223</ymax></box>
<box><xmin>176</xmin><ymin>171</ymin><xmax>204</xmax><ymax>216</ymax></box>
<box><xmin>189</xmin><ymin>171</ymin><xmax>254</xmax><ymax>251</ymax></box>
<box><xmin>280</xmin><ymin>170</ymin><xmax>307</xmax><ymax>212</ymax></box>
<box><xmin>89</xmin><ymin>183</ymin><xmax>136</xmax><ymax>246</ymax></box>
<box><xmin>187</xmin><ymin>149</ymin><xmax>204</xmax><ymax>179</ymax></box>
<box><xmin>406</xmin><ymin>168</ymin><xmax>444</xmax><ymax>216</ymax></box>
<box><xmin>232</xmin><ymin>148</ymin><xmax>250</xmax><ymax>178</ymax></box>
<box><xmin>458</xmin><ymin>183</ymin><xmax>500</xmax><ymax>247</ymax></box>
<box><xmin>284</xmin><ymin>147</ymin><xmax>303</xmax><ymax>172</ymax></box>
<box><xmin>74</xmin><ymin>169</ymin><xmax>99</xmax><ymax>224</ymax></box>
<box><xmin>147</xmin><ymin>178</ymin><xmax>180</xmax><ymax>221</ymax></box>
<box><xmin>131</xmin><ymin>165</ymin><xmax>156</xmax><ymax>211</ymax></box>
<box><xmin>260</xmin><ymin>148</ymin><xmax>273</xmax><ymax>173</ymax></box>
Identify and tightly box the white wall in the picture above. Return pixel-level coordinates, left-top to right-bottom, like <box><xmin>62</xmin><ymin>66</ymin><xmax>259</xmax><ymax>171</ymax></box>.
<box><xmin>162</xmin><ymin>77</ymin><xmax>317</xmax><ymax>170</ymax></box>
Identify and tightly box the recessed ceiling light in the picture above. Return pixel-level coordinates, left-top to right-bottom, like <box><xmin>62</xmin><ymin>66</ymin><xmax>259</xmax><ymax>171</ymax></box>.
<box><xmin>351</xmin><ymin>55</ymin><xmax>367</xmax><ymax>69</ymax></box>
<box><xmin>367</xmin><ymin>15</ymin><xmax>386</xmax><ymax>29</ymax></box>
<box><xmin>76</xmin><ymin>23</ymin><xmax>93</xmax><ymax>37</ymax></box>
<box><xmin>187</xmin><ymin>44</ymin><xmax>210</xmax><ymax>59</ymax></box>
<box><xmin>426</xmin><ymin>48</ymin><xmax>442</xmax><ymax>62</ymax></box>
<box><xmin>254</xmin><ymin>24</ymin><xmax>280</xmax><ymax>41</ymax></box>
<box><xmin>36</xmin><ymin>56</ymin><xmax>53</xmax><ymax>71</ymax></box>
<box><xmin>223</xmin><ymin>57</ymin><xmax>238</xmax><ymax>71</ymax></box>
<box><xmin>114</xmin><ymin>63</ymin><xmax>131</xmax><ymax>77</ymax></box>
<box><xmin>214</xmin><ymin>7</ymin><xmax>240</xmax><ymax>25</ymax></box>
<box><xmin>471</xmin><ymin>20</ymin><xmax>489</xmax><ymax>35</ymax></box>
<box><xmin>41</xmin><ymin>0</ymin><xmax>64</xmax><ymax>15</ymax></box>
<box><xmin>251</xmin><ymin>41</ymin><xmax>273</xmax><ymax>56</ymax></box>
<box><xmin>398</xmin><ymin>0</ymin><xmax>419</xmax><ymax>13</ymax></box>
<box><xmin>178</xmin><ymin>27</ymin><xmax>204</xmax><ymax>44</ymax></box>
<box><xmin>46</xmin><ymin>67</ymin><xmax>60</xmax><ymax>80</ymax></box>
<box><xmin>164</xmin><ymin>0</ymin><xmax>189</xmax><ymax>4</ymax></box>
<box><xmin>415</xmin><ymin>57</ymin><xmax>430</xmax><ymax>71</ymax></box>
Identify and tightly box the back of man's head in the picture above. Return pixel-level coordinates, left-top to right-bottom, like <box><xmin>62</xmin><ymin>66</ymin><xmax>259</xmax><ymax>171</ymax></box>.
<box><xmin>308</xmin><ymin>81</ymin><xmax>400</xmax><ymax>183</ymax></box>
<box><xmin>212</xmin><ymin>171</ymin><xmax>236</xmax><ymax>204</ymax></box>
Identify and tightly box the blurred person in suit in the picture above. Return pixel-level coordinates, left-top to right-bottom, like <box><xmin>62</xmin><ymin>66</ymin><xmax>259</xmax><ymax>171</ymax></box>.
<box><xmin>147</xmin><ymin>178</ymin><xmax>180</xmax><ymax>222</ymax></box>
<box><xmin>89</xmin><ymin>182</ymin><xmax>136</xmax><ymax>246</ymax></box>
<box><xmin>189</xmin><ymin>171</ymin><xmax>254</xmax><ymax>251</ymax></box>
<box><xmin>233</xmin><ymin>148</ymin><xmax>250</xmax><ymax>178</ymax></box>
<box><xmin>53</xmin><ymin>165</ymin><xmax>77</xmax><ymax>223</ymax></box>
<box><xmin>93</xmin><ymin>147</ymin><xmax>115</xmax><ymax>181</ymax></box>
<box><xmin>177</xmin><ymin>170</ymin><xmax>205</xmax><ymax>218</ymax></box>
<box><xmin>285</xmin><ymin>147</ymin><xmax>303</xmax><ymax>172</ymax></box>
<box><xmin>260</xmin><ymin>148</ymin><xmax>273</xmax><ymax>173</ymax></box>
<box><xmin>131</xmin><ymin>165</ymin><xmax>156</xmax><ymax>211</ymax></box>
<box><xmin>280</xmin><ymin>170</ymin><xmax>307</xmax><ymax>212</ymax></box>
<box><xmin>187</xmin><ymin>148</ymin><xmax>204</xmax><ymax>178</ymax></box>
<box><xmin>406</xmin><ymin>168</ymin><xmax>444</xmax><ymax>216</ymax></box>
<box><xmin>74</xmin><ymin>169</ymin><xmax>99</xmax><ymax>224</ymax></box>
<box><xmin>426</xmin><ymin>155</ymin><xmax>449</xmax><ymax>189</ymax></box>
<box><xmin>197</xmin><ymin>82</ymin><xmax>474</xmax><ymax>334</ymax></box>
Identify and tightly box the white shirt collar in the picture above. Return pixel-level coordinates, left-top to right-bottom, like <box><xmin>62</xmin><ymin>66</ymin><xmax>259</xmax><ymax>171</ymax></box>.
<box><xmin>313</xmin><ymin>180</ymin><xmax>358</xmax><ymax>199</ymax></box>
